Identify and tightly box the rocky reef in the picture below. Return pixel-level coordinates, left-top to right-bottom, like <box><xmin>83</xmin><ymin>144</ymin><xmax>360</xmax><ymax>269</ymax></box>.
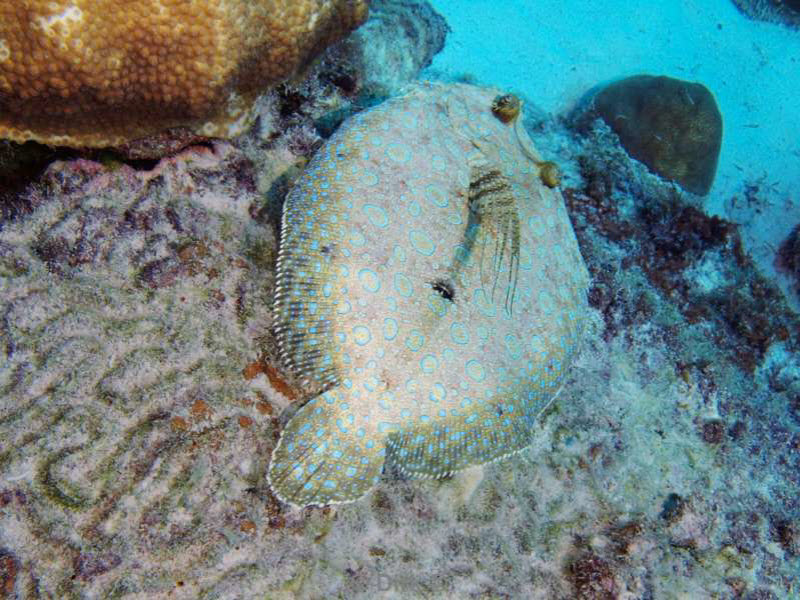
<box><xmin>731</xmin><ymin>0</ymin><xmax>800</xmax><ymax>28</ymax></box>
<box><xmin>572</xmin><ymin>75</ymin><xmax>723</xmax><ymax>196</ymax></box>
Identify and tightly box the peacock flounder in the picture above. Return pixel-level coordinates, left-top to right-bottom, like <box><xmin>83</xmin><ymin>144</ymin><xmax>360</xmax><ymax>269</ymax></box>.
<box><xmin>268</xmin><ymin>83</ymin><xmax>589</xmax><ymax>507</ymax></box>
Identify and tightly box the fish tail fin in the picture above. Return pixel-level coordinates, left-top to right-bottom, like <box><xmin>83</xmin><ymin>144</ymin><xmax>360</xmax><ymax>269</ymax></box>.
<box><xmin>267</xmin><ymin>386</ymin><xmax>384</xmax><ymax>507</ymax></box>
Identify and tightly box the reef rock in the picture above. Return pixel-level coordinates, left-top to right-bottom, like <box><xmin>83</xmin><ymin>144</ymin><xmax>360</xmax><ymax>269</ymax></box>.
<box><xmin>731</xmin><ymin>0</ymin><xmax>800</xmax><ymax>28</ymax></box>
<box><xmin>777</xmin><ymin>223</ymin><xmax>800</xmax><ymax>295</ymax></box>
<box><xmin>575</xmin><ymin>75</ymin><xmax>723</xmax><ymax>196</ymax></box>
<box><xmin>344</xmin><ymin>0</ymin><xmax>449</xmax><ymax>99</ymax></box>
<box><xmin>0</xmin><ymin>0</ymin><xmax>368</xmax><ymax>148</ymax></box>
<box><xmin>269</xmin><ymin>83</ymin><xmax>590</xmax><ymax>506</ymax></box>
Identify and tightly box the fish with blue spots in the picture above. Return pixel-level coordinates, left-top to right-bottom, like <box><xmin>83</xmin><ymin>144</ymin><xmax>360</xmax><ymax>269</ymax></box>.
<box><xmin>268</xmin><ymin>82</ymin><xmax>589</xmax><ymax>507</ymax></box>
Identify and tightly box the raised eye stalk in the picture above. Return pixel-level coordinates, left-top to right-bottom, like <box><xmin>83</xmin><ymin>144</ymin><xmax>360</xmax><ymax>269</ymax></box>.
<box><xmin>491</xmin><ymin>93</ymin><xmax>562</xmax><ymax>189</ymax></box>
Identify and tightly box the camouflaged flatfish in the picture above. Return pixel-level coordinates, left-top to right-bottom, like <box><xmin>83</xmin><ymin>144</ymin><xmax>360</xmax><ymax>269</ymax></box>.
<box><xmin>268</xmin><ymin>83</ymin><xmax>589</xmax><ymax>507</ymax></box>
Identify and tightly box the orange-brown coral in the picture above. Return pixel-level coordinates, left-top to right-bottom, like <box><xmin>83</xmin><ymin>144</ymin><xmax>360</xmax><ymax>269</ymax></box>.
<box><xmin>0</xmin><ymin>0</ymin><xmax>369</xmax><ymax>147</ymax></box>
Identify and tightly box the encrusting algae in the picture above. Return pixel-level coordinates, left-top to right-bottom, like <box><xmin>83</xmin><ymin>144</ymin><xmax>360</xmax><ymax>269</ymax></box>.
<box><xmin>0</xmin><ymin>0</ymin><xmax>368</xmax><ymax>147</ymax></box>
<box><xmin>268</xmin><ymin>83</ymin><xmax>590</xmax><ymax>507</ymax></box>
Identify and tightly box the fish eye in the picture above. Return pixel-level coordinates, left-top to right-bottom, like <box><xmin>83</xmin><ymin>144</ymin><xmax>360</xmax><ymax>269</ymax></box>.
<box><xmin>491</xmin><ymin>93</ymin><xmax>521</xmax><ymax>124</ymax></box>
<box><xmin>430</xmin><ymin>279</ymin><xmax>455</xmax><ymax>302</ymax></box>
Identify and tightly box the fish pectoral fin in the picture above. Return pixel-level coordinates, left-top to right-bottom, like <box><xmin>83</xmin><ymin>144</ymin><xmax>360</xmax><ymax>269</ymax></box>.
<box><xmin>467</xmin><ymin>164</ymin><xmax>521</xmax><ymax>314</ymax></box>
<box><xmin>267</xmin><ymin>386</ymin><xmax>384</xmax><ymax>507</ymax></box>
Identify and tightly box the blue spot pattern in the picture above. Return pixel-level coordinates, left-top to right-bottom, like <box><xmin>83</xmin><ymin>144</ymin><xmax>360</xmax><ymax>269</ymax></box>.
<box><xmin>268</xmin><ymin>83</ymin><xmax>590</xmax><ymax>507</ymax></box>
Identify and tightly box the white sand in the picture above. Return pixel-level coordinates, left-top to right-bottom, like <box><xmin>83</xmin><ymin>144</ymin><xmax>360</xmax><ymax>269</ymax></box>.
<box><xmin>425</xmin><ymin>0</ymin><xmax>800</xmax><ymax>301</ymax></box>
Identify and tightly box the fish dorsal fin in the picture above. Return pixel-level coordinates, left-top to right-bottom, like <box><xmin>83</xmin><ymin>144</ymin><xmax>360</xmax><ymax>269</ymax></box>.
<box><xmin>272</xmin><ymin>170</ymin><xmax>344</xmax><ymax>388</ymax></box>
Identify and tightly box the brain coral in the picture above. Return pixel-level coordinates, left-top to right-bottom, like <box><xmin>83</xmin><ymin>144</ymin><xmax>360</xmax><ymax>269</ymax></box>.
<box><xmin>0</xmin><ymin>0</ymin><xmax>369</xmax><ymax>147</ymax></box>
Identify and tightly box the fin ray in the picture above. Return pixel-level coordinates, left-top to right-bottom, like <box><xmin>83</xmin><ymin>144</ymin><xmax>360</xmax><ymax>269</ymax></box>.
<box><xmin>467</xmin><ymin>163</ymin><xmax>521</xmax><ymax>315</ymax></box>
<box><xmin>273</xmin><ymin>170</ymin><xmax>345</xmax><ymax>386</ymax></box>
<box><xmin>268</xmin><ymin>386</ymin><xmax>385</xmax><ymax>506</ymax></box>
<box><xmin>385</xmin><ymin>395</ymin><xmax>537</xmax><ymax>479</ymax></box>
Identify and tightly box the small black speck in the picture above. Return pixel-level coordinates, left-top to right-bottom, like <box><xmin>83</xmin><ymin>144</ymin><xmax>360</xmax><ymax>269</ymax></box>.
<box><xmin>431</xmin><ymin>279</ymin><xmax>455</xmax><ymax>302</ymax></box>
<box><xmin>660</xmin><ymin>492</ymin><xmax>685</xmax><ymax>522</ymax></box>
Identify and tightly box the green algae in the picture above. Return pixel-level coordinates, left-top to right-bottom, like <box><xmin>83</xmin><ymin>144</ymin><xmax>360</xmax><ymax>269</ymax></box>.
<box><xmin>197</xmin><ymin>564</ymin><xmax>265</xmax><ymax>600</ymax></box>
<box><xmin>243</xmin><ymin>235</ymin><xmax>276</xmax><ymax>272</ymax></box>
<box><xmin>37</xmin><ymin>446</ymin><xmax>92</xmax><ymax>510</ymax></box>
<box><xmin>0</xmin><ymin>405</ymin><xmax>70</xmax><ymax>471</ymax></box>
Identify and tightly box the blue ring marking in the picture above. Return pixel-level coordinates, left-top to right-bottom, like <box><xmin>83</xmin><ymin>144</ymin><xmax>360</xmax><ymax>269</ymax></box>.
<box><xmin>446</xmin><ymin>210</ymin><xmax>463</xmax><ymax>225</ymax></box>
<box><xmin>450</xmin><ymin>322</ymin><xmax>469</xmax><ymax>345</ymax></box>
<box><xmin>538</xmin><ymin>290</ymin><xmax>555</xmax><ymax>314</ymax></box>
<box><xmin>473</xmin><ymin>288</ymin><xmax>496</xmax><ymax>317</ymax></box>
<box><xmin>519</xmin><ymin>248</ymin><xmax>533</xmax><ymax>270</ymax></box>
<box><xmin>466</xmin><ymin>360</ymin><xmax>486</xmax><ymax>382</ymax></box>
<box><xmin>427</xmin><ymin>295</ymin><xmax>449</xmax><ymax>317</ymax></box>
<box><xmin>420</xmin><ymin>354</ymin><xmax>438</xmax><ymax>373</ymax></box>
<box><xmin>424</xmin><ymin>183</ymin><xmax>448</xmax><ymax>208</ymax></box>
<box><xmin>409</xmin><ymin>230</ymin><xmax>435</xmax><ymax>256</ymax></box>
<box><xmin>362</xmin><ymin>204</ymin><xmax>388</xmax><ymax>229</ymax></box>
<box><xmin>358</xmin><ymin>268</ymin><xmax>381</xmax><ymax>293</ymax></box>
<box><xmin>383</xmin><ymin>317</ymin><xmax>399</xmax><ymax>341</ymax></box>
<box><xmin>393</xmin><ymin>272</ymin><xmax>413</xmax><ymax>297</ymax></box>
<box><xmin>504</xmin><ymin>333</ymin><xmax>522</xmax><ymax>359</ymax></box>
<box><xmin>361</xmin><ymin>169</ymin><xmax>379</xmax><ymax>186</ymax></box>
<box><xmin>352</xmin><ymin>326</ymin><xmax>372</xmax><ymax>346</ymax></box>
<box><xmin>385</xmin><ymin>142</ymin><xmax>412</xmax><ymax>163</ymax></box>
<box><xmin>405</xmin><ymin>330</ymin><xmax>425</xmax><ymax>352</ymax></box>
